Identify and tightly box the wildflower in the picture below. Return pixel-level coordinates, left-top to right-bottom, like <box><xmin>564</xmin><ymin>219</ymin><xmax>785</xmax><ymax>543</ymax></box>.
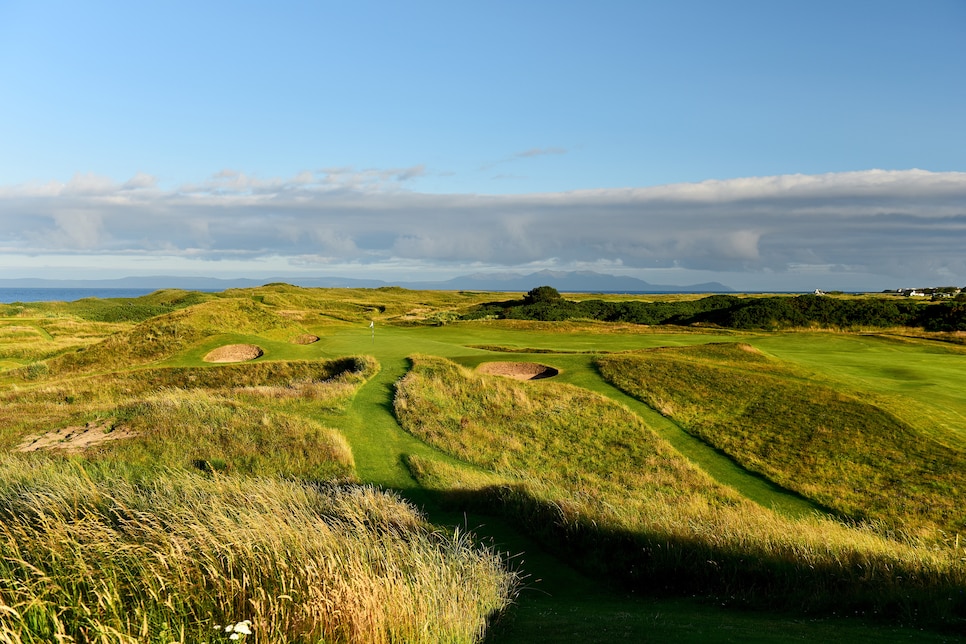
<box><xmin>221</xmin><ymin>620</ymin><xmax>252</xmax><ymax>640</ymax></box>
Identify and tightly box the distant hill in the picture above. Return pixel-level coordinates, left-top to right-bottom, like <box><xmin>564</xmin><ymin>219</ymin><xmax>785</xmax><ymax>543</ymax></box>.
<box><xmin>414</xmin><ymin>269</ymin><xmax>733</xmax><ymax>293</ymax></box>
<box><xmin>0</xmin><ymin>270</ymin><xmax>732</xmax><ymax>294</ymax></box>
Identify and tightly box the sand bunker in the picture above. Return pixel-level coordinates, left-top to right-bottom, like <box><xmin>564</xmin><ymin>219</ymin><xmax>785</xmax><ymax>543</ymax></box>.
<box><xmin>291</xmin><ymin>334</ymin><xmax>320</xmax><ymax>345</ymax></box>
<box><xmin>477</xmin><ymin>361</ymin><xmax>559</xmax><ymax>381</ymax></box>
<box><xmin>15</xmin><ymin>419</ymin><xmax>136</xmax><ymax>454</ymax></box>
<box><xmin>203</xmin><ymin>344</ymin><xmax>264</xmax><ymax>363</ymax></box>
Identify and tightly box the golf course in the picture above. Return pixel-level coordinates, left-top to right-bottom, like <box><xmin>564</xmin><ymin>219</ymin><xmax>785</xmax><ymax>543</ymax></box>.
<box><xmin>1</xmin><ymin>284</ymin><xmax>964</xmax><ymax>642</ymax></box>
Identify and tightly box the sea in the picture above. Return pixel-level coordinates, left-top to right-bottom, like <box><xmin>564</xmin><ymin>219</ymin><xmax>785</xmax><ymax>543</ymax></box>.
<box><xmin>0</xmin><ymin>288</ymin><xmax>161</xmax><ymax>304</ymax></box>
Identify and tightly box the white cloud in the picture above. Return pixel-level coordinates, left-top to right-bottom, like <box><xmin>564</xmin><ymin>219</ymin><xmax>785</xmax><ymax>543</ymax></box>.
<box><xmin>0</xmin><ymin>168</ymin><xmax>964</xmax><ymax>288</ymax></box>
<box><xmin>121</xmin><ymin>173</ymin><xmax>158</xmax><ymax>190</ymax></box>
<box><xmin>45</xmin><ymin>210</ymin><xmax>104</xmax><ymax>249</ymax></box>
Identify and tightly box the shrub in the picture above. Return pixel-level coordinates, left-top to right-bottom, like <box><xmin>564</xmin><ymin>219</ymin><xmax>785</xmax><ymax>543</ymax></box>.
<box><xmin>523</xmin><ymin>285</ymin><xmax>562</xmax><ymax>304</ymax></box>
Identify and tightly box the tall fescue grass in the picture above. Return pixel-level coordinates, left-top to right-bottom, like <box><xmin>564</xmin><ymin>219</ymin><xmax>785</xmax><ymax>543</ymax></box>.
<box><xmin>100</xmin><ymin>389</ymin><xmax>357</xmax><ymax>481</ymax></box>
<box><xmin>0</xmin><ymin>457</ymin><xmax>518</xmax><ymax>643</ymax></box>
<box><xmin>394</xmin><ymin>355</ymin><xmax>966</xmax><ymax>627</ymax></box>
<box><xmin>596</xmin><ymin>343</ymin><xmax>966</xmax><ymax>536</ymax></box>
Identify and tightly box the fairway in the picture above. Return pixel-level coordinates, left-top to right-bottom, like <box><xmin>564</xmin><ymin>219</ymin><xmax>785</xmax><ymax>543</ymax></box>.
<box><xmin>293</xmin><ymin>321</ymin><xmax>966</xmax><ymax>516</ymax></box>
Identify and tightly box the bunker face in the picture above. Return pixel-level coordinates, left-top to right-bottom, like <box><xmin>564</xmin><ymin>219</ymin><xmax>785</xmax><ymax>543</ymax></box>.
<box><xmin>15</xmin><ymin>419</ymin><xmax>136</xmax><ymax>453</ymax></box>
<box><xmin>291</xmin><ymin>334</ymin><xmax>320</xmax><ymax>345</ymax></box>
<box><xmin>477</xmin><ymin>361</ymin><xmax>559</xmax><ymax>381</ymax></box>
<box><xmin>203</xmin><ymin>344</ymin><xmax>264</xmax><ymax>363</ymax></box>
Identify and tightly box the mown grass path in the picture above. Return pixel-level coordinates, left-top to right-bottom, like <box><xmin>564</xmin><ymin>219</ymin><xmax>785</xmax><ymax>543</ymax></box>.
<box><xmin>451</xmin><ymin>352</ymin><xmax>821</xmax><ymax>518</ymax></box>
<box><xmin>562</xmin><ymin>357</ymin><xmax>821</xmax><ymax>518</ymax></box>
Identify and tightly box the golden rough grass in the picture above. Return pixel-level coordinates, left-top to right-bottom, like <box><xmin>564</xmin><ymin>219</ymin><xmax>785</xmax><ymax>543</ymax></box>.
<box><xmin>0</xmin><ymin>459</ymin><xmax>518</xmax><ymax>643</ymax></box>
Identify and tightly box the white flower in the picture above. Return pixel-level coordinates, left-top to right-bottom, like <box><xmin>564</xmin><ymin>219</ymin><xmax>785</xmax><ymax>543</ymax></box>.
<box><xmin>216</xmin><ymin>618</ymin><xmax>251</xmax><ymax>639</ymax></box>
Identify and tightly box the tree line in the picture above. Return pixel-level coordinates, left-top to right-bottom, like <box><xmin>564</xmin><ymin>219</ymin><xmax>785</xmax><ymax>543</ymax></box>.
<box><xmin>461</xmin><ymin>286</ymin><xmax>966</xmax><ymax>331</ymax></box>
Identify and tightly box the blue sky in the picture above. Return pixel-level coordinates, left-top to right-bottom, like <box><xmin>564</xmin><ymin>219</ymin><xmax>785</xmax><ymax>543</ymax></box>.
<box><xmin>1</xmin><ymin>1</ymin><xmax>964</xmax><ymax>290</ymax></box>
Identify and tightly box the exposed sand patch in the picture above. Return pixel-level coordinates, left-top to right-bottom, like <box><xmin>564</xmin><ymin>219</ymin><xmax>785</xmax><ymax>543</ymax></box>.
<box><xmin>291</xmin><ymin>334</ymin><xmax>320</xmax><ymax>345</ymax></box>
<box><xmin>203</xmin><ymin>344</ymin><xmax>264</xmax><ymax>363</ymax></box>
<box><xmin>15</xmin><ymin>419</ymin><xmax>136</xmax><ymax>453</ymax></box>
<box><xmin>477</xmin><ymin>361</ymin><xmax>559</xmax><ymax>381</ymax></box>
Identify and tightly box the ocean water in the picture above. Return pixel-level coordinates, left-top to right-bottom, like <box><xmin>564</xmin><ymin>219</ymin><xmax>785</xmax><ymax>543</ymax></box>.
<box><xmin>0</xmin><ymin>288</ymin><xmax>158</xmax><ymax>303</ymax></box>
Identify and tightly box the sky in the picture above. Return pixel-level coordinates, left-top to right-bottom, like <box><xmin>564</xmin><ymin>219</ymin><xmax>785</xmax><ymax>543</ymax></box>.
<box><xmin>0</xmin><ymin>0</ymin><xmax>964</xmax><ymax>291</ymax></box>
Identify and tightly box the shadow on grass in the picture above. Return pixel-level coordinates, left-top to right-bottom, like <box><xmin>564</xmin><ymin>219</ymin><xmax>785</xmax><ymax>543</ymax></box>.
<box><xmin>418</xmin><ymin>482</ymin><xmax>966</xmax><ymax>635</ymax></box>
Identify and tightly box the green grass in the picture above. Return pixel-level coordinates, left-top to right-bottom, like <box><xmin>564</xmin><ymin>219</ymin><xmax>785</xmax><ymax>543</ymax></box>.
<box><xmin>751</xmin><ymin>331</ymin><xmax>966</xmax><ymax>448</ymax></box>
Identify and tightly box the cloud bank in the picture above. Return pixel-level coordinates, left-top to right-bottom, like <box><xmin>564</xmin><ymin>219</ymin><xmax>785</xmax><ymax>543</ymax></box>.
<box><xmin>1</xmin><ymin>168</ymin><xmax>964</xmax><ymax>289</ymax></box>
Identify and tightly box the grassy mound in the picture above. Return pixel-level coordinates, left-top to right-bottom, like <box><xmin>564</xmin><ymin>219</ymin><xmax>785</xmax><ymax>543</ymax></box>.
<box><xmin>0</xmin><ymin>459</ymin><xmax>518</xmax><ymax>643</ymax></box>
<box><xmin>597</xmin><ymin>343</ymin><xmax>966</xmax><ymax>535</ymax></box>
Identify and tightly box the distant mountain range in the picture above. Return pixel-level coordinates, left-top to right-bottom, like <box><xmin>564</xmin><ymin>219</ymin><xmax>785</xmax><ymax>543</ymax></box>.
<box><xmin>0</xmin><ymin>270</ymin><xmax>733</xmax><ymax>294</ymax></box>
<box><xmin>409</xmin><ymin>270</ymin><xmax>732</xmax><ymax>293</ymax></box>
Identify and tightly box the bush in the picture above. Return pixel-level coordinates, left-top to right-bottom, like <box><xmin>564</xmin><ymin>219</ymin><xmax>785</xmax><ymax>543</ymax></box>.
<box><xmin>523</xmin><ymin>285</ymin><xmax>562</xmax><ymax>304</ymax></box>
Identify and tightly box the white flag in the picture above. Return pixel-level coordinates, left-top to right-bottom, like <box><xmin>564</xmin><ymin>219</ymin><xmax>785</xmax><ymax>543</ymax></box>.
<box><xmin>369</xmin><ymin>320</ymin><xmax>374</xmax><ymax>328</ymax></box>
